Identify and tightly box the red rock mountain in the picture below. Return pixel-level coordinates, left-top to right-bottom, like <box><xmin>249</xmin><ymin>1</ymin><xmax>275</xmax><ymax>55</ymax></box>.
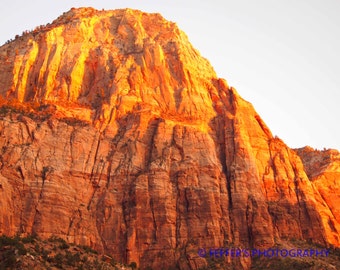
<box><xmin>0</xmin><ymin>7</ymin><xmax>339</xmax><ymax>269</ymax></box>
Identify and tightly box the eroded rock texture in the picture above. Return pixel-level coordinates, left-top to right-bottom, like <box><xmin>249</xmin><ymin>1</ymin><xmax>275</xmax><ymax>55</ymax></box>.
<box><xmin>0</xmin><ymin>7</ymin><xmax>338</xmax><ymax>269</ymax></box>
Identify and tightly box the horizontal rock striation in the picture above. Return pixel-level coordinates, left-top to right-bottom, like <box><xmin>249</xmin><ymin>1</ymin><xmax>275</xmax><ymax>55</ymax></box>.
<box><xmin>0</xmin><ymin>7</ymin><xmax>338</xmax><ymax>269</ymax></box>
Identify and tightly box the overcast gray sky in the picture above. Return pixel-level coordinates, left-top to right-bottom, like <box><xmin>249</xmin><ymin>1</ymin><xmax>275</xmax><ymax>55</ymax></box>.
<box><xmin>1</xmin><ymin>0</ymin><xmax>339</xmax><ymax>150</ymax></box>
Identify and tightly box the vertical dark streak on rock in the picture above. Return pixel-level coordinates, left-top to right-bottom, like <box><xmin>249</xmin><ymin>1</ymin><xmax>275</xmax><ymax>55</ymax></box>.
<box><xmin>87</xmin><ymin>132</ymin><xmax>102</xmax><ymax>210</ymax></box>
<box><xmin>225</xmin><ymin>122</ymin><xmax>234</xmax><ymax>211</ymax></box>
<box><xmin>69</xmin><ymin>127</ymin><xmax>75</xmax><ymax>168</ymax></box>
<box><xmin>95</xmin><ymin>195</ymin><xmax>108</xmax><ymax>253</ymax></box>
<box><xmin>145</xmin><ymin>117</ymin><xmax>161</xmax><ymax>169</ymax></box>
<box><xmin>67</xmin><ymin>215</ymin><xmax>74</xmax><ymax>236</ymax></box>
<box><xmin>149</xmin><ymin>198</ymin><xmax>157</xmax><ymax>242</ymax></box>
<box><xmin>246</xmin><ymin>197</ymin><xmax>253</xmax><ymax>246</ymax></box>
<box><xmin>171</xmin><ymin>128</ymin><xmax>181</xmax><ymax>251</ymax></box>
<box><xmin>268</xmin><ymin>144</ymin><xmax>280</xmax><ymax>195</ymax></box>
<box><xmin>121</xmin><ymin>197</ymin><xmax>129</xmax><ymax>263</ymax></box>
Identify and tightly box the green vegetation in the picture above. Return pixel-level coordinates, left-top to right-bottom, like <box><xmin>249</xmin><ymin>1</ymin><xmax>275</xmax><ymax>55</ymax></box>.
<box><xmin>0</xmin><ymin>235</ymin><xmax>27</xmax><ymax>269</ymax></box>
<box><xmin>59</xmin><ymin>117</ymin><xmax>89</xmax><ymax>127</ymax></box>
<box><xmin>0</xmin><ymin>98</ymin><xmax>54</xmax><ymax>121</ymax></box>
<box><xmin>0</xmin><ymin>98</ymin><xmax>89</xmax><ymax>127</ymax></box>
<box><xmin>77</xmin><ymin>244</ymin><xmax>98</xmax><ymax>254</ymax></box>
<box><xmin>0</xmin><ymin>234</ymin><xmax>129</xmax><ymax>269</ymax></box>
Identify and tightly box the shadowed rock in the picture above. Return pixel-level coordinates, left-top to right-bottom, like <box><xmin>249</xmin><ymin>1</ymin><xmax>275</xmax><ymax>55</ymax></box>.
<box><xmin>0</xmin><ymin>7</ymin><xmax>338</xmax><ymax>270</ymax></box>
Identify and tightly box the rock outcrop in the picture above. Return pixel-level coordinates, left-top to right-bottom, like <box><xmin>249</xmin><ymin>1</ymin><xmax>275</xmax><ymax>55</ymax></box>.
<box><xmin>295</xmin><ymin>146</ymin><xmax>340</xmax><ymax>233</ymax></box>
<box><xmin>0</xmin><ymin>7</ymin><xmax>339</xmax><ymax>269</ymax></box>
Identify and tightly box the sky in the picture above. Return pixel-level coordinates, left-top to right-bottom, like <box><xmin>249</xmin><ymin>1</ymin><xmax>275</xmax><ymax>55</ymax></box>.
<box><xmin>0</xmin><ymin>0</ymin><xmax>339</xmax><ymax>150</ymax></box>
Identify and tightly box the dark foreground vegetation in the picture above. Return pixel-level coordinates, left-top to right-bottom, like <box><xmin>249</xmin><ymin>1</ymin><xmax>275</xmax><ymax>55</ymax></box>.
<box><xmin>0</xmin><ymin>234</ymin><xmax>136</xmax><ymax>270</ymax></box>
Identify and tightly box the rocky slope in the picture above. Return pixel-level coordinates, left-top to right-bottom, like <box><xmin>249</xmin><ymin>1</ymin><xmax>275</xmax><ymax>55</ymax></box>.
<box><xmin>295</xmin><ymin>147</ymin><xmax>340</xmax><ymax>231</ymax></box>
<box><xmin>0</xmin><ymin>234</ymin><xmax>133</xmax><ymax>269</ymax></box>
<box><xmin>0</xmin><ymin>7</ymin><xmax>339</xmax><ymax>269</ymax></box>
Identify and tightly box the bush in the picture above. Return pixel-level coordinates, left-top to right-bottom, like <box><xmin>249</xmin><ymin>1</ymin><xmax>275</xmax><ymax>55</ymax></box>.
<box><xmin>78</xmin><ymin>245</ymin><xmax>98</xmax><ymax>254</ymax></box>
<box><xmin>0</xmin><ymin>235</ymin><xmax>27</xmax><ymax>269</ymax></box>
<box><xmin>22</xmin><ymin>234</ymin><xmax>37</xmax><ymax>244</ymax></box>
<box><xmin>0</xmin><ymin>249</ymin><xmax>17</xmax><ymax>269</ymax></box>
<box><xmin>60</xmin><ymin>117</ymin><xmax>89</xmax><ymax>127</ymax></box>
<box><xmin>0</xmin><ymin>235</ymin><xmax>16</xmax><ymax>247</ymax></box>
<box><xmin>59</xmin><ymin>242</ymin><xmax>70</xmax><ymax>250</ymax></box>
<box><xmin>34</xmin><ymin>243</ymin><xmax>41</xmax><ymax>253</ymax></box>
<box><xmin>41</xmin><ymin>247</ymin><xmax>50</xmax><ymax>261</ymax></box>
<box><xmin>0</xmin><ymin>235</ymin><xmax>26</xmax><ymax>255</ymax></box>
<box><xmin>66</xmin><ymin>252</ymin><xmax>81</xmax><ymax>266</ymax></box>
<box><xmin>129</xmin><ymin>261</ymin><xmax>137</xmax><ymax>269</ymax></box>
<box><xmin>54</xmin><ymin>253</ymin><xmax>64</xmax><ymax>268</ymax></box>
<box><xmin>48</xmin><ymin>235</ymin><xmax>67</xmax><ymax>244</ymax></box>
<box><xmin>82</xmin><ymin>255</ymin><xmax>88</xmax><ymax>263</ymax></box>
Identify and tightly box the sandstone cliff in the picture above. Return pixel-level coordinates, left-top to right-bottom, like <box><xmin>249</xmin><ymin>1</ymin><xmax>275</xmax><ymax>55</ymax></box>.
<box><xmin>0</xmin><ymin>7</ymin><xmax>339</xmax><ymax>269</ymax></box>
<box><xmin>295</xmin><ymin>146</ymin><xmax>340</xmax><ymax>232</ymax></box>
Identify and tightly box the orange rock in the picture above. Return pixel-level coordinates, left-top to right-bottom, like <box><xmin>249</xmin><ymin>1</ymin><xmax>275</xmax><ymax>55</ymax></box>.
<box><xmin>295</xmin><ymin>146</ymin><xmax>340</xmax><ymax>244</ymax></box>
<box><xmin>0</xmin><ymin>7</ymin><xmax>338</xmax><ymax>269</ymax></box>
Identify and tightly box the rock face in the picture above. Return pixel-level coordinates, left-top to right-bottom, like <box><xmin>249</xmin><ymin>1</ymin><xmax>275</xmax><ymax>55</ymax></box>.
<box><xmin>295</xmin><ymin>147</ymin><xmax>340</xmax><ymax>236</ymax></box>
<box><xmin>0</xmin><ymin>7</ymin><xmax>339</xmax><ymax>269</ymax></box>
